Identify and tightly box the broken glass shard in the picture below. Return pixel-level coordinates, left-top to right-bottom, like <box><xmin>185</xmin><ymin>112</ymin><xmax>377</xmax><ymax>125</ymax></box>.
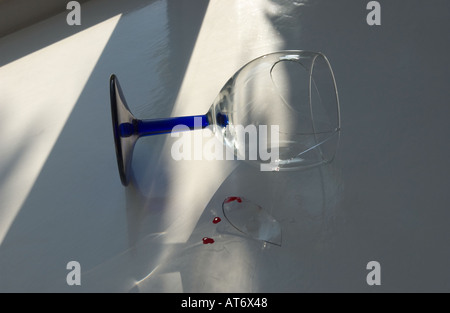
<box><xmin>222</xmin><ymin>196</ymin><xmax>282</xmax><ymax>246</ymax></box>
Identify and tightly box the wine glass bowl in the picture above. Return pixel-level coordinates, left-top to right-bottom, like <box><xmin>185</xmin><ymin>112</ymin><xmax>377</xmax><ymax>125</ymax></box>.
<box><xmin>208</xmin><ymin>51</ymin><xmax>340</xmax><ymax>171</ymax></box>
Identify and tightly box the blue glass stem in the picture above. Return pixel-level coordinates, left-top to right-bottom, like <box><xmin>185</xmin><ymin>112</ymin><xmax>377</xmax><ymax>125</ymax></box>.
<box><xmin>119</xmin><ymin>115</ymin><xmax>209</xmax><ymax>138</ymax></box>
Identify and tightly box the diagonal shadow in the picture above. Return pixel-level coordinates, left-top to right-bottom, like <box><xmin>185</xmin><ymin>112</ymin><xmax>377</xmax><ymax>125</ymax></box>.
<box><xmin>0</xmin><ymin>0</ymin><xmax>153</xmax><ymax>67</ymax></box>
<box><xmin>0</xmin><ymin>0</ymin><xmax>209</xmax><ymax>292</ymax></box>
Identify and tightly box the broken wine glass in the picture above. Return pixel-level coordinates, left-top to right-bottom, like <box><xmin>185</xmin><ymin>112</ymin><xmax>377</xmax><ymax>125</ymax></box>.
<box><xmin>110</xmin><ymin>50</ymin><xmax>340</xmax><ymax>245</ymax></box>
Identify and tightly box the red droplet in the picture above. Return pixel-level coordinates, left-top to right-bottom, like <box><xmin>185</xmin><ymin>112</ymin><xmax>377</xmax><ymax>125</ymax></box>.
<box><xmin>202</xmin><ymin>237</ymin><xmax>215</xmax><ymax>244</ymax></box>
<box><xmin>213</xmin><ymin>217</ymin><xmax>221</xmax><ymax>224</ymax></box>
<box><xmin>224</xmin><ymin>196</ymin><xmax>242</xmax><ymax>204</ymax></box>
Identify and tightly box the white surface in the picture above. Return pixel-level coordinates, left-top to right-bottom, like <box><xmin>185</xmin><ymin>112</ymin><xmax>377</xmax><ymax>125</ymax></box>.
<box><xmin>0</xmin><ymin>0</ymin><xmax>450</xmax><ymax>292</ymax></box>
